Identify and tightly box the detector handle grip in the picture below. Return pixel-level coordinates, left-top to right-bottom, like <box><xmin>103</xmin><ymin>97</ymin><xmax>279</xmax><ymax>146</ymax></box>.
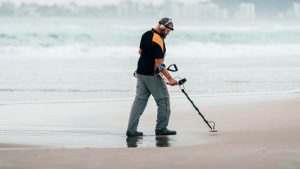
<box><xmin>178</xmin><ymin>78</ymin><xmax>187</xmax><ymax>85</ymax></box>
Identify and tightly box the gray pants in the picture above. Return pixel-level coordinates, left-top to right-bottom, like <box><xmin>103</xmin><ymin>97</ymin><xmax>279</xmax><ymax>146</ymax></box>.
<box><xmin>127</xmin><ymin>74</ymin><xmax>171</xmax><ymax>132</ymax></box>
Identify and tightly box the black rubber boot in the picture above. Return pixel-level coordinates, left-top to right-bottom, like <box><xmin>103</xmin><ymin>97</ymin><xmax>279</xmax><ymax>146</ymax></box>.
<box><xmin>126</xmin><ymin>130</ymin><xmax>144</xmax><ymax>137</ymax></box>
<box><xmin>155</xmin><ymin>128</ymin><xmax>176</xmax><ymax>135</ymax></box>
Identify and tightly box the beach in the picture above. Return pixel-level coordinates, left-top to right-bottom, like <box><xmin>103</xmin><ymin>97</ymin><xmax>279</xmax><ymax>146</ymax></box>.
<box><xmin>1</xmin><ymin>15</ymin><xmax>300</xmax><ymax>169</ymax></box>
<box><xmin>0</xmin><ymin>93</ymin><xmax>299</xmax><ymax>169</ymax></box>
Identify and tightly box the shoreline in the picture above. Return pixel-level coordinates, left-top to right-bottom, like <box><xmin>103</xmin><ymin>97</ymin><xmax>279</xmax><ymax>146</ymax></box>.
<box><xmin>0</xmin><ymin>93</ymin><xmax>299</xmax><ymax>148</ymax></box>
<box><xmin>0</xmin><ymin>90</ymin><xmax>299</xmax><ymax>105</ymax></box>
<box><xmin>0</xmin><ymin>93</ymin><xmax>299</xmax><ymax>168</ymax></box>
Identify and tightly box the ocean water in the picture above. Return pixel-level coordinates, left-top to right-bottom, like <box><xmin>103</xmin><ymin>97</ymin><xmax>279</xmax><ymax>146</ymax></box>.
<box><xmin>0</xmin><ymin>17</ymin><xmax>300</xmax><ymax>104</ymax></box>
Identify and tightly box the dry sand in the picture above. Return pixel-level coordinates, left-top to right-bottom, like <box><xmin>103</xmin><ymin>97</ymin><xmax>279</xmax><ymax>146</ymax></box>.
<box><xmin>0</xmin><ymin>94</ymin><xmax>299</xmax><ymax>169</ymax></box>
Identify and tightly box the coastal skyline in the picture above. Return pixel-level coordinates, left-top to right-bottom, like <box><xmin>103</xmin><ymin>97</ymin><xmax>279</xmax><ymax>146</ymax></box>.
<box><xmin>1</xmin><ymin>0</ymin><xmax>300</xmax><ymax>20</ymax></box>
<box><xmin>0</xmin><ymin>0</ymin><xmax>210</xmax><ymax>6</ymax></box>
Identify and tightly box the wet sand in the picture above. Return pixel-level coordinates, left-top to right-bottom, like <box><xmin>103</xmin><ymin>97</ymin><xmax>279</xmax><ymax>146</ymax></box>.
<box><xmin>0</xmin><ymin>93</ymin><xmax>299</xmax><ymax>168</ymax></box>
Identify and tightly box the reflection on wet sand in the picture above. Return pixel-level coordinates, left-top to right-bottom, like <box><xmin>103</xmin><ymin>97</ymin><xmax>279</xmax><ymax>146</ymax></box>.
<box><xmin>126</xmin><ymin>137</ymin><xmax>143</xmax><ymax>148</ymax></box>
<box><xmin>126</xmin><ymin>136</ymin><xmax>171</xmax><ymax>148</ymax></box>
<box><xmin>155</xmin><ymin>136</ymin><xmax>171</xmax><ymax>147</ymax></box>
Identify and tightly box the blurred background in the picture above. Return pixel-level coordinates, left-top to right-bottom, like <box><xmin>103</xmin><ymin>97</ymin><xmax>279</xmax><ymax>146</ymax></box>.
<box><xmin>0</xmin><ymin>0</ymin><xmax>300</xmax><ymax>103</ymax></box>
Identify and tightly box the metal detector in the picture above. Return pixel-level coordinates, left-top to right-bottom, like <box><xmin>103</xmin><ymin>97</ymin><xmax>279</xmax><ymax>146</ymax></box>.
<box><xmin>166</xmin><ymin>64</ymin><xmax>218</xmax><ymax>132</ymax></box>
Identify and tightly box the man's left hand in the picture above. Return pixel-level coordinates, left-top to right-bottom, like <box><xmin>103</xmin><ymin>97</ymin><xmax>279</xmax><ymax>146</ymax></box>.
<box><xmin>167</xmin><ymin>78</ymin><xmax>177</xmax><ymax>86</ymax></box>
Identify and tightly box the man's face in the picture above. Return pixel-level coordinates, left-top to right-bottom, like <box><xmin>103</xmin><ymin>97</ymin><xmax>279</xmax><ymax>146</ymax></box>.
<box><xmin>163</xmin><ymin>28</ymin><xmax>172</xmax><ymax>37</ymax></box>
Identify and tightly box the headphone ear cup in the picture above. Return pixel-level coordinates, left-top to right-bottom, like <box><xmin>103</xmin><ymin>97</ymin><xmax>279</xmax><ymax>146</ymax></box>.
<box><xmin>160</xmin><ymin>24</ymin><xmax>166</xmax><ymax>31</ymax></box>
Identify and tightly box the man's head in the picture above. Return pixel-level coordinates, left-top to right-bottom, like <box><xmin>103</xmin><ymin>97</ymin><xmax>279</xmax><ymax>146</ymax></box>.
<box><xmin>157</xmin><ymin>17</ymin><xmax>174</xmax><ymax>38</ymax></box>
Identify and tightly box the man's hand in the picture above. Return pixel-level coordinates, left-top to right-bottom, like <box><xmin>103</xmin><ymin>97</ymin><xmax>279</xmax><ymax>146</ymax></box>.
<box><xmin>167</xmin><ymin>78</ymin><xmax>177</xmax><ymax>86</ymax></box>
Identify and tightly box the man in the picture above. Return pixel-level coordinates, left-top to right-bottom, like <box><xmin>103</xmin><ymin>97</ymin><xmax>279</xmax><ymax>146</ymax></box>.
<box><xmin>126</xmin><ymin>18</ymin><xmax>177</xmax><ymax>137</ymax></box>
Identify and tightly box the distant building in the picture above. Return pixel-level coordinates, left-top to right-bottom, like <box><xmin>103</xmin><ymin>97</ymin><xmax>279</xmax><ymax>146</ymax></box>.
<box><xmin>197</xmin><ymin>3</ymin><xmax>228</xmax><ymax>20</ymax></box>
<box><xmin>0</xmin><ymin>2</ymin><xmax>16</xmax><ymax>16</ymax></box>
<box><xmin>278</xmin><ymin>2</ymin><xmax>300</xmax><ymax>19</ymax></box>
<box><xmin>294</xmin><ymin>3</ymin><xmax>300</xmax><ymax>18</ymax></box>
<box><xmin>234</xmin><ymin>3</ymin><xmax>256</xmax><ymax>20</ymax></box>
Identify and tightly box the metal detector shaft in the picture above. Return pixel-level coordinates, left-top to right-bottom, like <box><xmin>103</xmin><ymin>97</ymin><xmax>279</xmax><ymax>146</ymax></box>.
<box><xmin>180</xmin><ymin>88</ymin><xmax>214</xmax><ymax>130</ymax></box>
<box><xmin>177</xmin><ymin>78</ymin><xmax>216</xmax><ymax>132</ymax></box>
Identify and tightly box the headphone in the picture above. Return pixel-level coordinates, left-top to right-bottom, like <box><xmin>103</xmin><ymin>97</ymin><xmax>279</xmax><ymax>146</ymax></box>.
<box><xmin>159</xmin><ymin>18</ymin><xmax>173</xmax><ymax>31</ymax></box>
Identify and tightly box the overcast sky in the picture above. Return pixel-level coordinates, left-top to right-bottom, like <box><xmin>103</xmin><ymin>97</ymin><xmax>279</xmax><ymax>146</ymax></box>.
<box><xmin>0</xmin><ymin>0</ymin><xmax>211</xmax><ymax>6</ymax></box>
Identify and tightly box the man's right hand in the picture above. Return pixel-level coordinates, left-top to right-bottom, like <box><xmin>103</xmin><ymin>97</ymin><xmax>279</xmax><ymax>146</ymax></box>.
<box><xmin>167</xmin><ymin>78</ymin><xmax>177</xmax><ymax>86</ymax></box>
